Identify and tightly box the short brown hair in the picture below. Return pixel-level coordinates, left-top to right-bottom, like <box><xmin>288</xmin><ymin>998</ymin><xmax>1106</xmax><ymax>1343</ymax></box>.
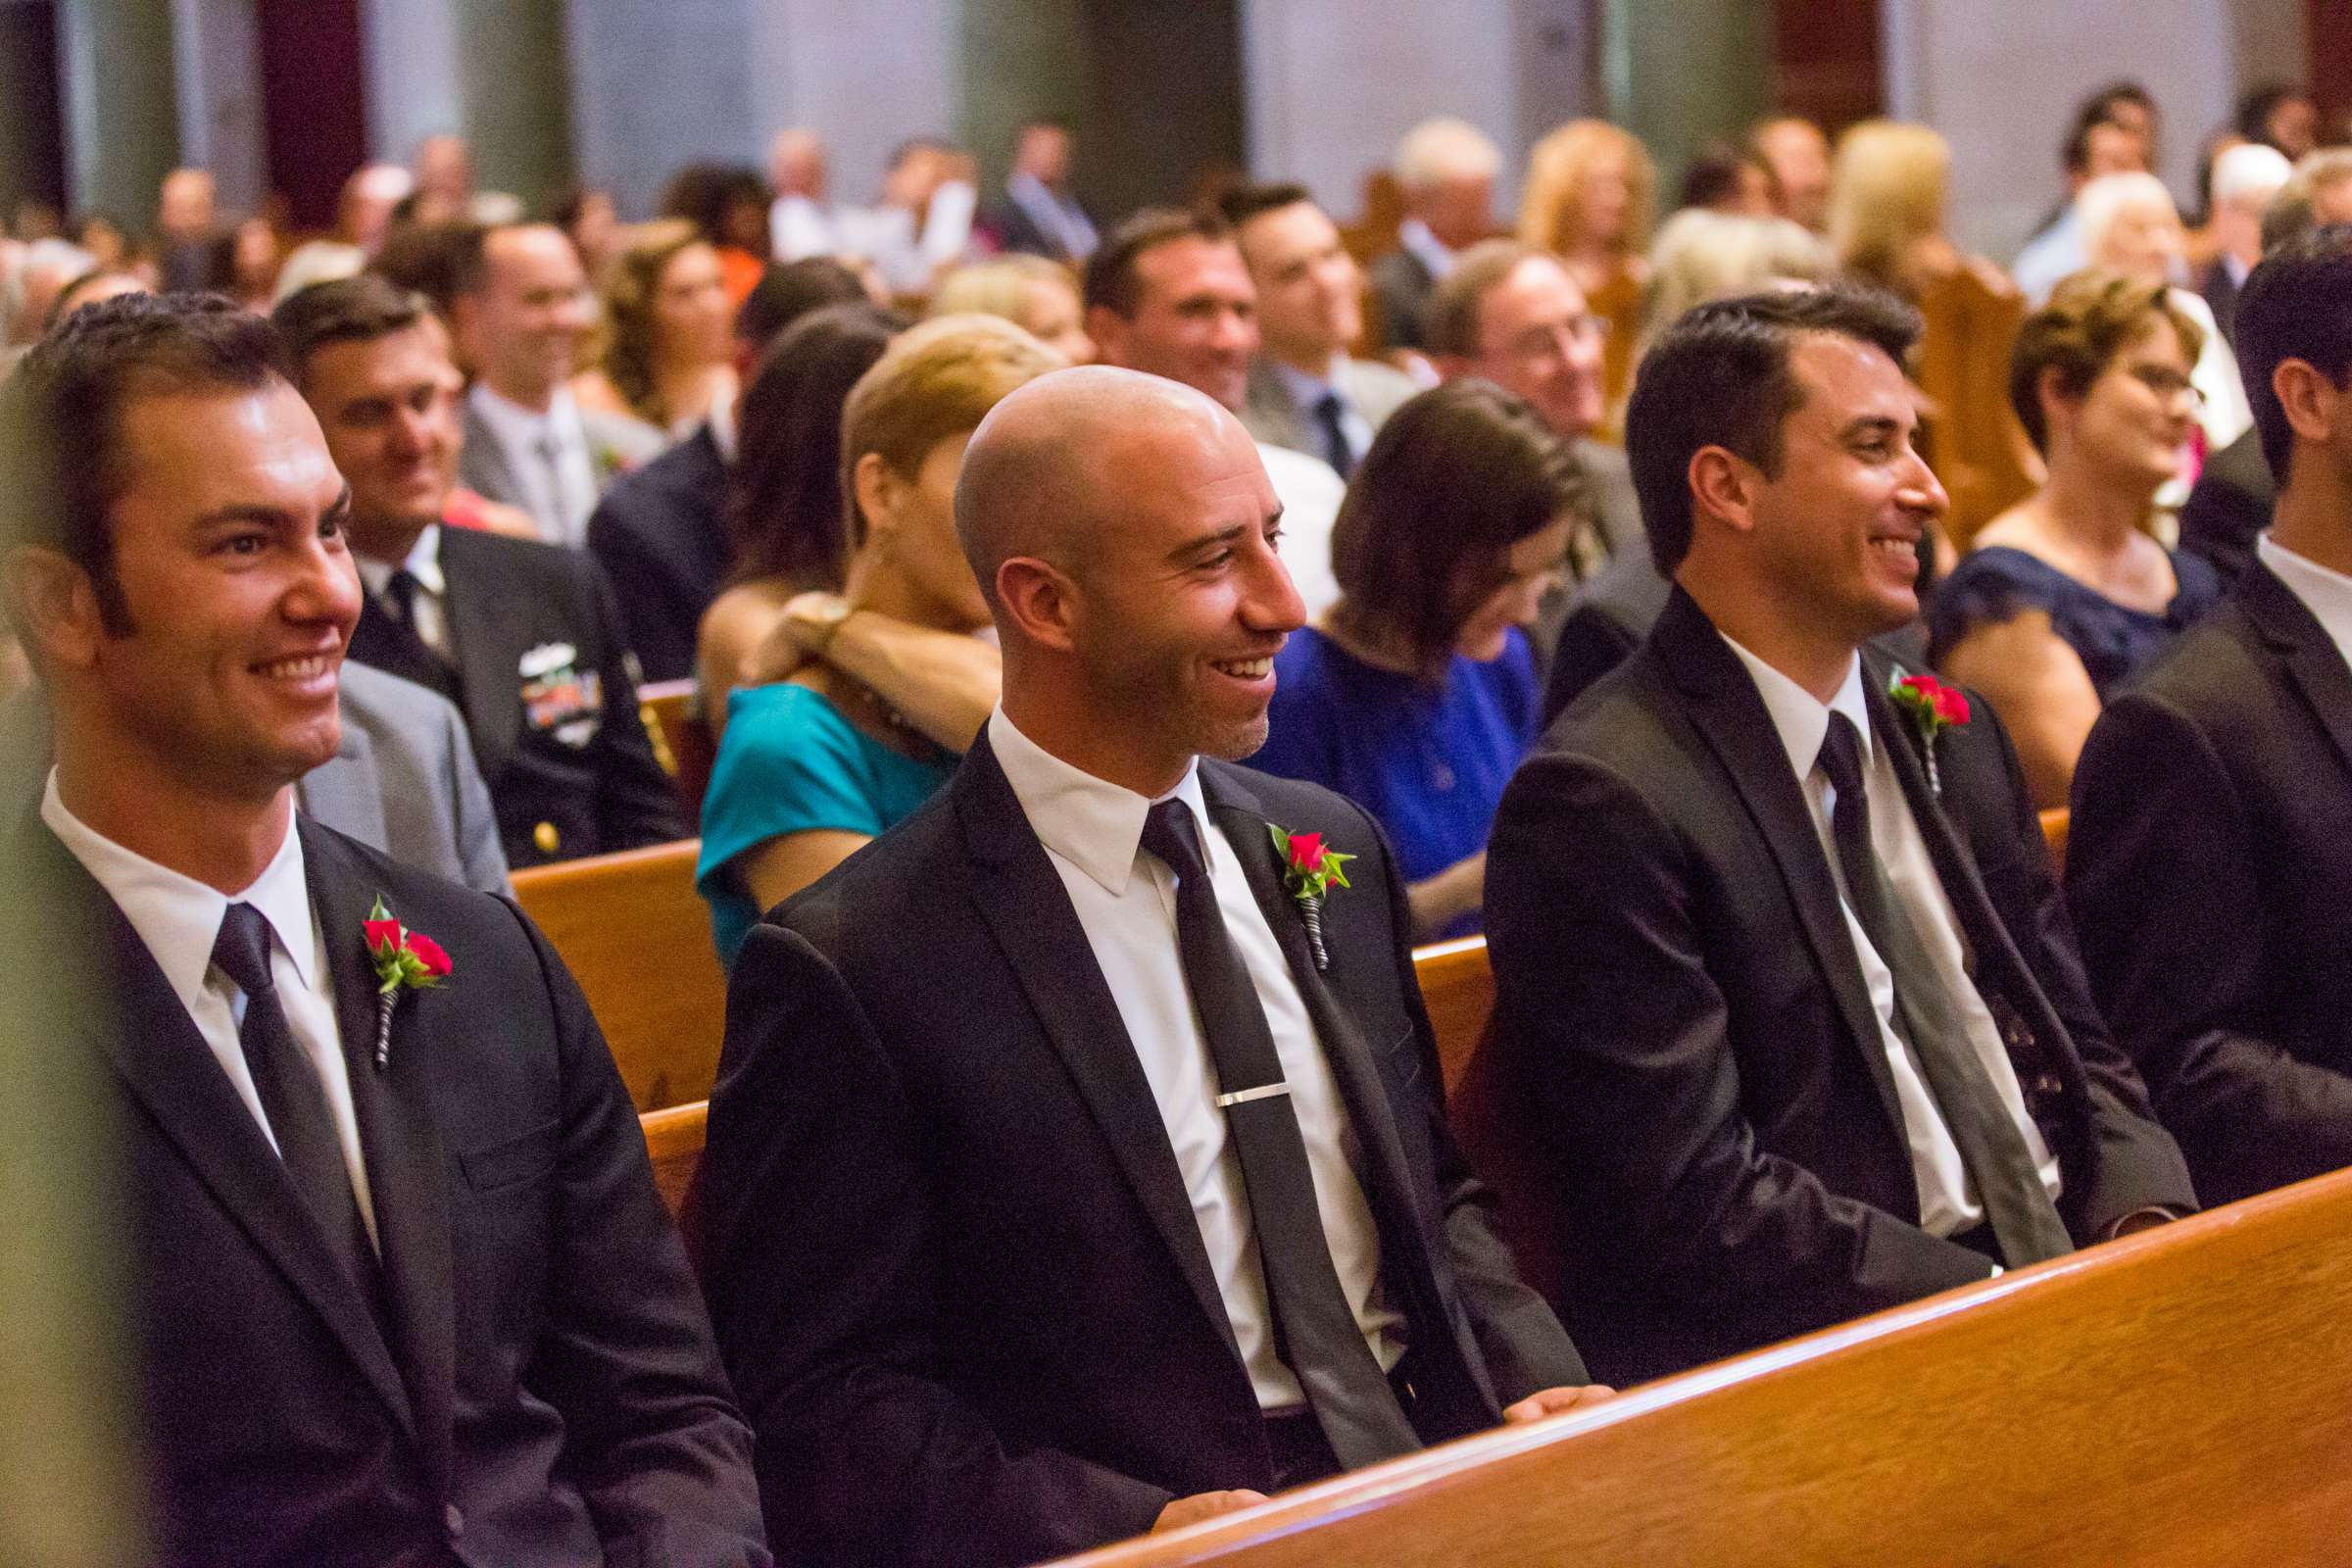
<box><xmin>271</xmin><ymin>271</ymin><xmax>428</xmax><ymax>386</ymax></box>
<box><xmin>2008</xmin><ymin>270</ymin><xmax>2205</xmax><ymax>454</ymax></box>
<box><xmin>1329</xmin><ymin>378</ymin><xmax>1587</xmax><ymax>676</ymax></box>
<box><xmin>1081</xmin><ymin>208</ymin><xmax>1234</xmax><ymax>318</ymax></box>
<box><xmin>840</xmin><ymin>315</ymin><xmax>1066</xmax><ymax>548</ymax></box>
<box><xmin>1424</xmin><ymin>239</ymin><xmax>1552</xmax><ymax>359</ymax></box>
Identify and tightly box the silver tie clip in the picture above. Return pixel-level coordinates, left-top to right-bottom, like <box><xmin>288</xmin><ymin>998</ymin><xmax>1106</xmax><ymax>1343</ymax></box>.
<box><xmin>1215</xmin><ymin>1082</ymin><xmax>1291</xmax><ymax>1108</ymax></box>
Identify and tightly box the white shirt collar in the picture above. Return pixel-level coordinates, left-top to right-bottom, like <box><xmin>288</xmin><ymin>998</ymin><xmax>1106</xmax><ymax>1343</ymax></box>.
<box><xmin>468</xmin><ymin>378</ymin><xmax>579</xmax><ymax>446</ymax></box>
<box><xmin>707</xmin><ymin>383</ymin><xmax>739</xmax><ymax>466</ymax></box>
<box><xmin>1397</xmin><ymin>218</ymin><xmax>1457</xmax><ymax>279</ymax></box>
<box><xmin>353</xmin><ymin>521</ymin><xmax>443</xmax><ymax>597</ymax></box>
<box><xmin>40</xmin><ymin>767</ymin><xmax>318</xmax><ymax>1001</ymax></box>
<box><xmin>1720</xmin><ymin>633</ymin><xmax>1872</xmax><ymax>783</ymax></box>
<box><xmin>987</xmin><ymin>706</ymin><xmax>1209</xmax><ymax>897</ymax></box>
<box><xmin>1270</xmin><ymin>356</ymin><xmax>1344</xmax><ymax>411</ymax></box>
<box><xmin>2259</xmin><ymin>531</ymin><xmax>2352</xmax><ymax>661</ymax></box>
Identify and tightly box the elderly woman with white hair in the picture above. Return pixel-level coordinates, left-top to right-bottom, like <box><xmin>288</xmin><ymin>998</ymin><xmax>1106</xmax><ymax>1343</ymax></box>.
<box><xmin>2074</xmin><ymin>170</ymin><xmax>2253</xmax><ymax>457</ymax></box>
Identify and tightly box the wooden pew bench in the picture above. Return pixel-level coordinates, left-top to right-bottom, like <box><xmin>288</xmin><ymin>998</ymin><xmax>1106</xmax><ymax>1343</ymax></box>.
<box><xmin>1048</xmin><ymin>1166</ymin><xmax>2352</xmax><ymax>1566</ymax></box>
<box><xmin>513</xmin><ymin>839</ymin><xmax>726</xmax><ymax>1111</ymax></box>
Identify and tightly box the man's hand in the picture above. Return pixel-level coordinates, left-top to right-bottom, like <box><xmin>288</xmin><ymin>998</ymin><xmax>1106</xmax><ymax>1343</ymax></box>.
<box><xmin>1500</xmin><ymin>1384</ymin><xmax>1617</xmax><ymax>1425</ymax></box>
<box><xmin>1152</xmin><ymin>1491</ymin><xmax>1269</xmax><ymax>1533</ymax></box>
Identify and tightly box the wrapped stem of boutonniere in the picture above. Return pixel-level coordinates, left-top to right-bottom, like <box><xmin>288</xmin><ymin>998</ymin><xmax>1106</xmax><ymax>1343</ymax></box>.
<box><xmin>363</xmin><ymin>896</ymin><xmax>452</xmax><ymax>1072</ymax></box>
<box><xmin>1268</xmin><ymin>825</ymin><xmax>1355</xmax><ymax>972</ymax></box>
<box><xmin>1888</xmin><ymin>671</ymin><xmax>1971</xmax><ymax>797</ymax></box>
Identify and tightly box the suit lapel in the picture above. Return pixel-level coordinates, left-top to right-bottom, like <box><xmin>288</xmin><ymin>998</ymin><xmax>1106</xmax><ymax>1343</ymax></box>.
<box><xmin>1654</xmin><ymin>590</ymin><xmax>1907</xmax><ymax>1133</ymax></box>
<box><xmin>1200</xmin><ymin>770</ymin><xmax>1452</xmax><ymax>1336</ymax></box>
<box><xmin>459</xmin><ymin>400</ymin><xmax>521</xmax><ymax>506</ymax></box>
<box><xmin>301</xmin><ymin>823</ymin><xmax>457</xmax><ymax>1499</ymax></box>
<box><xmin>29</xmin><ymin>823</ymin><xmax>418</xmax><ymax>1440</ymax></box>
<box><xmin>2241</xmin><ymin>564</ymin><xmax>2352</xmax><ymax>780</ymax></box>
<box><xmin>437</xmin><ymin>530</ymin><xmax>524</xmax><ymax>773</ymax></box>
<box><xmin>952</xmin><ymin>736</ymin><xmax>1241</xmax><ymax>1361</ymax></box>
<box><xmin>348</xmin><ymin>593</ymin><xmax>460</xmax><ymax>707</ymax></box>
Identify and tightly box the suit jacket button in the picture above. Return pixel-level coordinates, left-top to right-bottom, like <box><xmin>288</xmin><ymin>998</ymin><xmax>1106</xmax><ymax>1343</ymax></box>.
<box><xmin>444</xmin><ymin>1502</ymin><xmax>465</xmax><ymax>1538</ymax></box>
<box><xmin>533</xmin><ymin>821</ymin><xmax>559</xmax><ymax>856</ymax></box>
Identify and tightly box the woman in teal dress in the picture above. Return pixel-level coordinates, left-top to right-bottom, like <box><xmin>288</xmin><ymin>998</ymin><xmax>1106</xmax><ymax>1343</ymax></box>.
<box><xmin>698</xmin><ymin>316</ymin><xmax>1064</xmax><ymax>961</ymax></box>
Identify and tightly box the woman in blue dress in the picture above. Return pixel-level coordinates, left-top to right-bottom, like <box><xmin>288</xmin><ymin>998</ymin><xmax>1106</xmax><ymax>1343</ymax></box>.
<box><xmin>1930</xmin><ymin>270</ymin><xmax>2221</xmax><ymax>808</ymax></box>
<box><xmin>697</xmin><ymin>316</ymin><xmax>1063</xmax><ymax>962</ymax></box>
<box><xmin>1253</xmin><ymin>379</ymin><xmax>1587</xmax><ymax>940</ymax></box>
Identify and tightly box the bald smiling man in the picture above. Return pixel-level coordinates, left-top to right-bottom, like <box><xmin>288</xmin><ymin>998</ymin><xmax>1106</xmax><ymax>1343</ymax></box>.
<box><xmin>700</xmin><ymin>367</ymin><xmax>1602</xmax><ymax>1568</ymax></box>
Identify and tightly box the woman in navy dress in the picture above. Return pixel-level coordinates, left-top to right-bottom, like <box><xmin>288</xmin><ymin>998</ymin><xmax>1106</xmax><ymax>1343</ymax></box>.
<box><xmin>1254</xmin><ymin>379</ymin><xmax>1587</xmax><ymax>940</ymax></box>
<box><xmin>1931</xmin><ymin>270</ymin><xmax>2221</xmax><ymax>808</ymax></box>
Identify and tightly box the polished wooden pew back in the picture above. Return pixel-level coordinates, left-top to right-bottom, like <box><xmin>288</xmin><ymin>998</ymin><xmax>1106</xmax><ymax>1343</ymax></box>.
<box><xmin>512</xmin><ymin>839</ymin><xmax>726</xmax><ymax>1111</ymax></box>
<box><xmin>1051</xmin><ymin>1166</ymin><xmax>2352</xmax><ymax>1566</ymax></box>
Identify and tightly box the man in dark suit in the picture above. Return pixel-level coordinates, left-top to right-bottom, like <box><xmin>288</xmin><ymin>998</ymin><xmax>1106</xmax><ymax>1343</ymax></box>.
<box><xmin>2069</xmin><ymin>226</ymin><xmax>2352</xmax><ymax>1206</ymax></box>
<box><xmin>0</xmin><ymin>293</ymin><xmax>765</xmax><ymax>1566</ymax></box>
<box><xmin>1482</xmin><ymin>287</ymin><xmax>2193</xmax><ymax>1386</ymax></box>
<box><xmin>584</xmin><ymin>411</ymin><xmax>728</xmax><ymax>683</ymax></box>
<box><xmin>703</xmin><ymin>367</ymin><xmax>1601</xmax><ymax>1568</ymax></box>
<box><xmin>274</xmin><ymin>275</ymin><xmax>683</xmax><ymax>868</ymax></box>
<box><xmin>986</xmin><ymin>119</ymin><xmax>1099</xmax><ymax>264</ymax></box>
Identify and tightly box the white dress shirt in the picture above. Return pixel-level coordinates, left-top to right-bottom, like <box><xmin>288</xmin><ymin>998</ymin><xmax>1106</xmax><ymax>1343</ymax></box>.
<box><xmin>42</xmin><ymin>773</ymin><xmax>380</xmax><ymax>1250</ymax></box>
<box><xmin>1256</xmin><ymin>440</ymin><xmax>1346</xmax><ymax>618</ymax></box>
<box><xmin>987</xmin><ymin>708</ymin><xmax>1404</xmax><ymax>1408</ymax></box>
<box><xmin>466</xmin><ymin>381</ymin><xmax>600</xmax><ymax>547</ymax></box>
<box><xmin>1721</xmin><ymin>639</ymin><xmax>2063</xmax><ymax>1240</ymax></box>
<box><xmin>2259</xmin><ymin>532</ymin><xmax>2352</xmax><ymax>668</ymax></box>
<box><xmin>355</xmin><ymin>523</ymin><xmax>451</xmax><ymax>659</ymax></box>
<box><xmin>769</xmin><ymin>193</ymin><xmax>842</xmax><ymax>262</ymax></box>
<box><xmin>1396</xmin><ymin>218</ymin><xmax>1458</xmax><ymax>282</ymax></box>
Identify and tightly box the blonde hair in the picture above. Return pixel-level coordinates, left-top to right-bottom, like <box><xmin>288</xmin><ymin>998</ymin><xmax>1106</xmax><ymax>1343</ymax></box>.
<box><xmin>839</xmin><ymin>314</ymin><xmax>1066</xmax><ymax>547</ymax></box>
<box><xmin>930</xmin><ymin>256</ymin><xmax>1077</xmax><ymax>337</ymax></box>
<box><xmin>1518</xmin><ymin>120</ymin><xmax>1654</xmax><ymax>260</ymax></box>
<box><xmin>1827</xmin><ymin>120</ymin><xmax>1950</xmax><ymax>291</ymax></box>
<box><xmin>1639</xmin><ymin>210</ymin><xmax>1833</xmax><ymax>361</ymax></box>
<box><xmin>597</xmin><ymin>218</ymin><xmax>710</xmax><ymax>426</ymax></box>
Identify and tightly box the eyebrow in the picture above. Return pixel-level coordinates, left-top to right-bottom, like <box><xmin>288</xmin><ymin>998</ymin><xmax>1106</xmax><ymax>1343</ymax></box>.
<box><xmin>1838</xmin><ymin>415</ymin><xmax>1905</xmax><ymax>442</ymax></box>
<box><xmin>1163</xmin><ymin>504</ymin><xmax>1283</xmax><ymax>566</ymax></box>
<box><xmin>192</xmin><ymin>484</ymin><xmax>353</xmax><ymax>530</ymax></box>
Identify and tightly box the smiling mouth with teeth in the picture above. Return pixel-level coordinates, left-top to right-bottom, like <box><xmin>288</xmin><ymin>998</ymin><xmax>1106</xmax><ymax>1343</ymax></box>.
<box><xmin>1211</xmin><ymin>657</ymin><xmax>1274</xmax><ymax>680</ymax></box>
<box><xmin>257</xmin><ymin>654</ymin><xmax>336</xmax><ymax>680</ymax></box>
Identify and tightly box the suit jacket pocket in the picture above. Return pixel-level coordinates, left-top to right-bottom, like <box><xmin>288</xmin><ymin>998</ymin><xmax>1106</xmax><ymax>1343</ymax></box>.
<box><xmin>460</xmin><ymin>1117</ymin><xmax>561</xmax><ymax>1193</ymax></box>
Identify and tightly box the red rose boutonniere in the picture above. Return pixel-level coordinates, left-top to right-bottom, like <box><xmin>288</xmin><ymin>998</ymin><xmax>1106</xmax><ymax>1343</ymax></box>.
<box><xmin>1889</xmin><ymin>671</ymin><xmax>1971</xmax><ymax>796</ymax></box>
<box><xmin>364</xmin><ymin>896</ymin><xmax>451</xmax><ymax>1071</ymax></box>
<box><xmin>1268</xmin><ymin>826</ymin><xmax>1355</xmax><ymax>972</ymax></box>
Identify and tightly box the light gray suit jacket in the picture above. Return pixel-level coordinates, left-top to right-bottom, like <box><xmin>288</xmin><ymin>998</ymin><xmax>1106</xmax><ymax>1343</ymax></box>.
<box><xmin>457</xmin><ymin>397</ymin><xmax>666</xmax><ymax>545</ymax></box>
<box><xmin>1240</xmin><ymin>356</ymin><xmax>1419</xmax><ymax>469</ymax></box>
<box><xmin>3</xmin><ymin>662</ymin><xmax>510</xmax><ymax>896</ymax></box>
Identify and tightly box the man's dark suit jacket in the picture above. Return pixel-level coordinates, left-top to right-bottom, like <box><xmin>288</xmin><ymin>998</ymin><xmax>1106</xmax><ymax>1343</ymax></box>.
<box><xmin>20</xmin><ymin>817</ymin><xmax>765</xmax><ymax>1567</ymax></box>
<box><xmin>1366</xmin><ymin>247</ymin><xmax>1435</xmax><ymax>352</ymax></box>
<box><xmin>1482</xmin><ymin>587</ymin><xmax>2194</xmax><ymax>1384</ymax></box>
<box><xmin>2201</xmin><ymin>259</ymin><xmax>2243</xmax><ymax>350</ymax></box>
<box><xmin>985</xmin><ymin>193</ymin><xmax>1098</xmax><ymax>262</ymax></box>
<box><xmin>2069</xmin><ymin>563</ymin><xmax>2352</xmax><ymax>1205</ymax></box>
<box><xmin>701</xmin><ymin>733</ymin><xmax>1586</xmax><ymax>1568</ymax></box>
<box><xmin>1539</xmin><ymin>546</ymin><xmax>1675</xmax><ymax>727</ymax></box>
<box><xmin>586</xmin><ymin>422</ymin><xmax>731</xmax><ymax>684</ymax></box>
<box><xmin>346</xmin><ymin>526</ymin><xmax>684</xmax><ymax>870</ymax></box>
<box><xmin>2179</xmin><ymin>426</ymin><xmax>2276</xmax><ymax>589</ymax></box>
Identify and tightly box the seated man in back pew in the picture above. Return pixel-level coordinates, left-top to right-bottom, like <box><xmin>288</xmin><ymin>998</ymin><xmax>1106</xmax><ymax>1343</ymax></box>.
<box><xmin>0</xmin><ymin>294</ymin><xmax>766</xmax><ymax>1566</ymax></box>
<box><xmin>2069</xmin><ymin>226</ymin><xmax>2352</xmax><ymax>1206</ymax></box>
<box><xmin>1482</xmin><ymin>286</ymin><xmax>2194</xmax><ymax>1386</ymax></box>
<box><xmin>702</xmin><ymin>367</ymin><xmax>1605</xmax><ymax>1568</ymax></box>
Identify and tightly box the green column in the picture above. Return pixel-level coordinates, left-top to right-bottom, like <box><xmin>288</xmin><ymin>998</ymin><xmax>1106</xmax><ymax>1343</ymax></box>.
<box><xmin>453</xmin><ymin>0</ymin><xmax>576</xmax><ymax>212</ymax></box>
<box><xmin>58</xmin><ymin>0</ymin><xmax>180</xmax><ymax>223</ymax></box>
<box><xmin>1601</xmin><ymin>0</ymin><xmax>1774</xmax><ymax>202</ymax></box>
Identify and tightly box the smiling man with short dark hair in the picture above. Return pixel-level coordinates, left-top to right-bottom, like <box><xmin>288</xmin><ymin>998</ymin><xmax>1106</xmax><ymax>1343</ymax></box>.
<box><xmin>1481</xmin><ymin>285</ymin><xmax>2195</xmax><ymax>1386</ymax></box>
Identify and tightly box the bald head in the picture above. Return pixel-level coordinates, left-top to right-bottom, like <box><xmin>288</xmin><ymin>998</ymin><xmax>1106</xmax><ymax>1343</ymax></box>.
<box><xmin>955</xmin><ymin>365</ymin><xmax>1247</xmax><ymax>611</ymax></box>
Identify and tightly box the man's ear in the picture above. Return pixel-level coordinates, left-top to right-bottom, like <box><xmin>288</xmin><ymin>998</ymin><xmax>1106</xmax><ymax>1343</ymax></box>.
<box><xmin>2274</xmin><ymin>357</ymin><xmax>2340</xmax><ymax>448</ymax></box>
<box><xmin>851</xmin><ymin>451</ymin><xmax>899</xmax><ymax>543</ymax></box>
<box><xmin>2</xmin><ymin>546</ymin><xmax>104</xmax><ymax>671</ymax></box>
<box><xmin>1082</xmin><ymin>306</ymin><xmax>1126</xmax><ymax>366</ymax></box>
<box><xmin>1688</xmin><ymin>444</ymin><xmax>1760</xmax><ymax>538</ymax></box>
<box><xmin>994</xmin><ymin>555</ymin><xmax>1078</xmax><ymax>655</ymax></box>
